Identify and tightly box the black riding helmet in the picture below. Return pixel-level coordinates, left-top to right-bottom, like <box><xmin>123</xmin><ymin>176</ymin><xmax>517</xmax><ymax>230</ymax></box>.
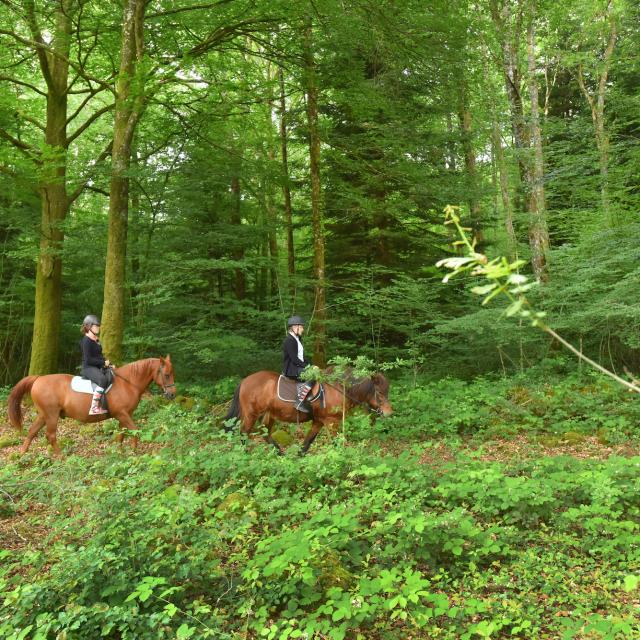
<box><xmin>83</xmin><ymin>314</ymin><xmax>100</xmax><ymax>328</ymax></box>
<box><xmin>287</xmin><ymin>315</ymin><xmax>305</xmax><ymax>327</ymax></box>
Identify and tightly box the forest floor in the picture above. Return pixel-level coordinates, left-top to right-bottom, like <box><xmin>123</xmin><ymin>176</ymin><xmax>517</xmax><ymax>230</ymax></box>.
<box><xmin>2</xmin><ymin>405</ymin><xmax>639</xmax><ymax>554</ymax></box>
<box><xmin>2</xmin><ymin>373</ymin><xmax>639</xmax><ymax>639</ymax></box>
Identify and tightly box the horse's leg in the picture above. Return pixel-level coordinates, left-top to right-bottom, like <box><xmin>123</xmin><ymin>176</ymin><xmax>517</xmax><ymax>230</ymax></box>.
<box><xmin>44</xmin><ymin>414</ymin><xmax>62</xmax><ymax>457</ymax></box>
<box><xmin>262</xmin><ymin>413</ymin><xmax>283</xmax><ymax>455</ymax></box>
<box><xmin>114</xmin><ymin>413</ymin><xmax>139</xmax><ymax>449</ymax></box>
<box><xmin>240</xmin><ymin>413</ymin><xmax>259</xmax><ymax>437</ymax></box>
<box><xmin>20</xmin><ymin>414</ymin><xmax>46</xmax><ymax>454</ymax></box>
<box><xmin>301</xmin><ymin>420</ymin><xmax>324</xmax><ymax>455</ymax></box>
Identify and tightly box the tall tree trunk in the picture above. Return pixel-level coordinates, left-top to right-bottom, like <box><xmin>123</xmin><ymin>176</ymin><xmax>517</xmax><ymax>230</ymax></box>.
<box><xmin>230</xmin><ymin>174</ymin><xmax>246</xmax><ymax>300</ymax></box>
<box><xmin>278</xmin><ymin>66</ymin><xmax>295</xmax><ymax>298</ymax></box>
<box><xmin>264</xmin><ymin>61</ymin><xmax>279</xmax><ymax>302</ymax></box>
<box><xmin>576</xmin><ymin>3</ymin><xmax>617</xmax><ymax>225</ymax></box>
<box><xmin>304</xmin><ymin>19</ymin><xmax>326</xmax><ymax>368</ymax></box>
<box><xmin>457</xmin><ymin>81</ymin><xmax>483</xmax><ymax>244</ymax></box>
<box><xmin>526</xmin><ymin>3</ymin><xmax>550</xmax><ymax>281</ymax></box>
<box><xmin>491</xmin><ymin>0</ymin><xmax>549</xmax><ymax>279</ymax></box>
<box><xmin>101</xmin><ymin>0</ymin><xmax>146</xmax><ymax>362</ymax></box>
<box><xmin>482</xmin><ymin>43</ymin><xmax>517</xmax><ymax>257</ymax></box>
<box><xmin>446</xmin><ymin>112</ymin><xmax>457</xmax><ymax>171</ymax></box>
<box><xmin>129</xmin><ymin>150</ymin><xmax>141</xmax><ymax>317</ymax></box>
<box><xmin>492</xmin><ymin>116</ymin><xmax>517</xmax><ymax>257</ymax></box>
<box><xmin>490</xmin><ymin>0</ymin><xmax>528</xmax><ymax>212</ymax></box>
<box><xmin>28</xmin><ymin>3</ymin><xmax>71</xmax><ymax>375</ymax></box>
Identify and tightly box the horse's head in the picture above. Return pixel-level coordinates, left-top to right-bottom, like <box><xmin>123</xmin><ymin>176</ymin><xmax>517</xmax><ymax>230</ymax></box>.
<box><xmin>154</xmin><ymin>355</ymin><xmax>176</xmax><ymax>400</ymax></box>
<box><xmin>367</xmin><ymin>372</ymin><xmax>393</xmax><ymax>417</ymax></box>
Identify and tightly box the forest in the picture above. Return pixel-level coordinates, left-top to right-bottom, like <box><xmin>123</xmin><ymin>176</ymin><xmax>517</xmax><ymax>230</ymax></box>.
<box><xmin>1</xmin><ymin>0</ymin><xmax>640</xmax><ymax>638</ymax></box>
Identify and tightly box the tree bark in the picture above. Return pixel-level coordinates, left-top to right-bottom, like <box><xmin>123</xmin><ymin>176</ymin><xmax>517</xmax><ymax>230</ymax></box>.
<box><xmin>526</xmin><ymin>2</ymin><xmax>550</xmax><ymax>282</ymax></box>
<box><xmin>304</xmin><ymin>19</ymin><xmax>326</xmax><ymax>368</ymax></box>
<box><xmin>230</xmin><ymin>174</ymin><xmax>246</xmax><ymax>300</ymax></box>
<box><xmin>492</xmin><ymin>116</ymin><xmax>517</xmax><ymax>257</ymax></box>
<box><xmin>264</xmin><ymin>60</ymin><xmax>279</xmax><ymax>302</ymax></box>
<box><xmin>101</xmin><ymin>0</ymin><xmax>146</xmax><ymax>362</ymax></box>
<box><xmin>490</xmin><ymin>0</ymin><xmax>528</xmax><ymax>210</ymax></box>
<box><xmin>457</xmin><ymin>81</ymin><xmax>483</xmax><ymax>245</ymax></box>
<box><xmin>576</xmin><ymin>2</ymin><xmax>617</xmax><ymax>225</ymax></box>
<box><xmin>28</xmin><ymin>2</ymin><xmax>72</xmax><ymax>375</ymax></box>
<box><xmin>278</xmin><ymin>66</ymin><xmax>295</xmax><ymax>297</ymax></box>
<box><xmin>491</xmin><ymin>0</ymin><xmax>549</xmax><ymax>280</ymax></box>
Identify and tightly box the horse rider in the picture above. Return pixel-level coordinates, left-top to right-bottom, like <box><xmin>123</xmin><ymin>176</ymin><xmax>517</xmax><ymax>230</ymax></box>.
<box><xmin>80</xmin><ymin>314</ymin><xmax>111</xmax><ymax>415</ymax></box>
<box><xmin>282</xmin><ymin>315</ymin><xmax>315</xmax><ymax>412</ymax></box>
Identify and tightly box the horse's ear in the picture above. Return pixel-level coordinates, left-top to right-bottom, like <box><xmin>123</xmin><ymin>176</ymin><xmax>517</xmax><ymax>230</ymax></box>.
<box><xmin>165</xmin><ymin>354</ymin><xmax>171</xmax><ymax>362</ymax></box>
<box><xmin>159</xmin><ymin>356</ymin><xmax>165</xmax><ymax>365</ymax></box>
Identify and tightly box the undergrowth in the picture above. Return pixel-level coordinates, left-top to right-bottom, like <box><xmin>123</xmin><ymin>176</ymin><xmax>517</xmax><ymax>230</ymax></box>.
<box><xmin>0</xmin><ymin>367</ymin><xmax>639</xmax><ymax>639</ymax></box>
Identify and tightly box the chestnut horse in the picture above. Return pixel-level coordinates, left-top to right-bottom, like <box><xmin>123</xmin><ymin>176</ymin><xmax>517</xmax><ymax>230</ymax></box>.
<box><xmin>224</xmin><ymin>370</ymin><xmax>392</xmax><ymax>453</ymax></box>
<box><xmin>7</xmin><ymin>356</ymin><xmax>176</xmax><ymax>455</ymax></box>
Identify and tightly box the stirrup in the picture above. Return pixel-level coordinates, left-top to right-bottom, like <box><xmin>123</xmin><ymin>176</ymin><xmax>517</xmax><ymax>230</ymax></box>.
<box><xmin>295</xmin><ymin>399</ymin><xmax>311</xmax><ymax>413</ymax></box>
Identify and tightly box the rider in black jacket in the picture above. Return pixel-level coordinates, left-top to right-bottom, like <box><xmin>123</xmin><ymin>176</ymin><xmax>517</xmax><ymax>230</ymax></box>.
<box><xmin>282</xmin><ymin>315</ymin><xmax>314</xmax><ymax>412</ymax></box>
<box><xmin>79</xmin><ymin>314</ymin><xmax>110</xmax><ymax>415</ymax></box>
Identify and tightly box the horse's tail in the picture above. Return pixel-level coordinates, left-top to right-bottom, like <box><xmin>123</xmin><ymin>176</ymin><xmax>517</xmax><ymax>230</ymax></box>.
<box><xmin>8</xmin><ymin>376</ymin><xmax>38</xmax><ymax>431</ymax></box>
<box><xmin>223</xmin><ymin>384</ymin><xmax>242</xmax><ymax>431</ymax></box>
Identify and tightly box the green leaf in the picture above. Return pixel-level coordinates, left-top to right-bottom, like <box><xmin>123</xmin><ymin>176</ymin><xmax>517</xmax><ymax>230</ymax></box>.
<box><xmin>471</xmin><ymin>283</ymin><xmax>498</xmax><ymax>295</ymax></box>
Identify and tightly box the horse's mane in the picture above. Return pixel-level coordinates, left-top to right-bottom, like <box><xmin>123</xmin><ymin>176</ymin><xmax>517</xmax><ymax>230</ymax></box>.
<box><xmin>347</xmin><ymin>376</ymin><xmax>375</xmax><ymax>400</ymax></box>
<box><xmin>330</xmin><ymin>367</ymin><xmax>387</xmax><ymax>401</ymax></box>
<box><xmin>117</xmin><ymin>357</ymin><xmax>157</xmax><ymax>377</ymax></box>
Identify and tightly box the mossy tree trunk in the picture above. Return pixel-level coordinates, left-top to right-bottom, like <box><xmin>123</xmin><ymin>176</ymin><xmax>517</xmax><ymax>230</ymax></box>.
<box><xmin>101</xmin><ymin>0</ymin><xmax>146</xmax><ymax>363</ymax></box>
<box><xmin>28</xmin><ymin>2</ymin><xmax>72</xmax><ymax>375</ymax></box>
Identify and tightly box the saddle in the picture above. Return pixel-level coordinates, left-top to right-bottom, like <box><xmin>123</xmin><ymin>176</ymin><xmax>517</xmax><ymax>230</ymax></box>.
<box><xmin>277</xmin><ymin>376</ymin><xmax>324</xmax><ymax>408</ymax></box>
<box><xmin>70</xmin><ymin>370</ymin><xmax>114</xmax><ymax>395</ymax></box>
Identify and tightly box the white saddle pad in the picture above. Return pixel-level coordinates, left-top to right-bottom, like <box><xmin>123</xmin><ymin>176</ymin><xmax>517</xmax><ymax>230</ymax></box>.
<box><xmin>71</xmin><ymin>376</ymin><xmax>112</xmax><ymax>395</ymax></box>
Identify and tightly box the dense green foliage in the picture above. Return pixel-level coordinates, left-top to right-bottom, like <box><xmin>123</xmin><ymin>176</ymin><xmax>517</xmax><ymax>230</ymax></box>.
<box><xmin>1</xmin><ymin>2</ymin><xmax>639</xmax><ymax>637</ymax></box>
<box><xmin>1</xmin><ymin>368</ymin><xmax>639</xmax><ymax>639</ymax></box>
<box><xmin>1</xmin><ymin>0</ymin><xmax>639</xmax><ymax>383</ymax></box>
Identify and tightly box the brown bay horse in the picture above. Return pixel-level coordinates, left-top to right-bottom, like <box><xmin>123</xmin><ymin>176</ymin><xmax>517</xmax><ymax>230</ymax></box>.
<box><xmin>224</xmin><ymin>370</ymin><xmax>393</xmax><ymax>453</ymax></box>
<box><xmin>7</xmin><ymin>356</ymin><xmax>176</xmax><ymax>455</ymax></box>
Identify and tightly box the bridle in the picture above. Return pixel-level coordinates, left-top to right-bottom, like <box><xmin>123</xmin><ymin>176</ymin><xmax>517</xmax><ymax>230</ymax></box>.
<box><xmin>157</xmin><ymin>361</ymin><xmax>176</xmax><ymax>396</ymax></box>
<box><xmin>111</xmin><ymin>359</ymin><xmax>175</xmax><ymax>397</ymax></box>
<box><xmin>325</xmin><ymin>379</ymin><xmax>387</xmax><ymax>417</ymax></box>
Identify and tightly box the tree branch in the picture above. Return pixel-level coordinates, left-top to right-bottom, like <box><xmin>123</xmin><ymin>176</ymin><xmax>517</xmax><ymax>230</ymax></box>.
<box><xmin>67</xmin><ymin>140</ymin><xmax>112</xmax><ymax>205</ymax></box>
<box><xmin>0</xmin><ymin>74</ymin><xmax>47</xmax><ymax>96</ymax></box>
<box><xmin>22</xmin><ymin>0</ymin><xmax>54</xmax><ymax>89</ymax></box>
<box><xmin>188</xmin><ymin>18</ymin><xmax>280</xmax><ymax>57</ymax></box>
<box><xmin>18</xmin><ymin>112</ymin><xmax>45</xmax><ymax>131</ymax></box>
<box><xmin>147</xmin><ymin>0</ymin><xmax>235</xmax><ymax>19</ymax></box>
<box><xmin>0</xmin><ymin>126</ymin><xmax>37</xmax><ymax>154</ymax></box>
<box><xmin>66</xmin><ymin>103</ymin><xmax>114</xmax><ymax>147</ymax></box>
